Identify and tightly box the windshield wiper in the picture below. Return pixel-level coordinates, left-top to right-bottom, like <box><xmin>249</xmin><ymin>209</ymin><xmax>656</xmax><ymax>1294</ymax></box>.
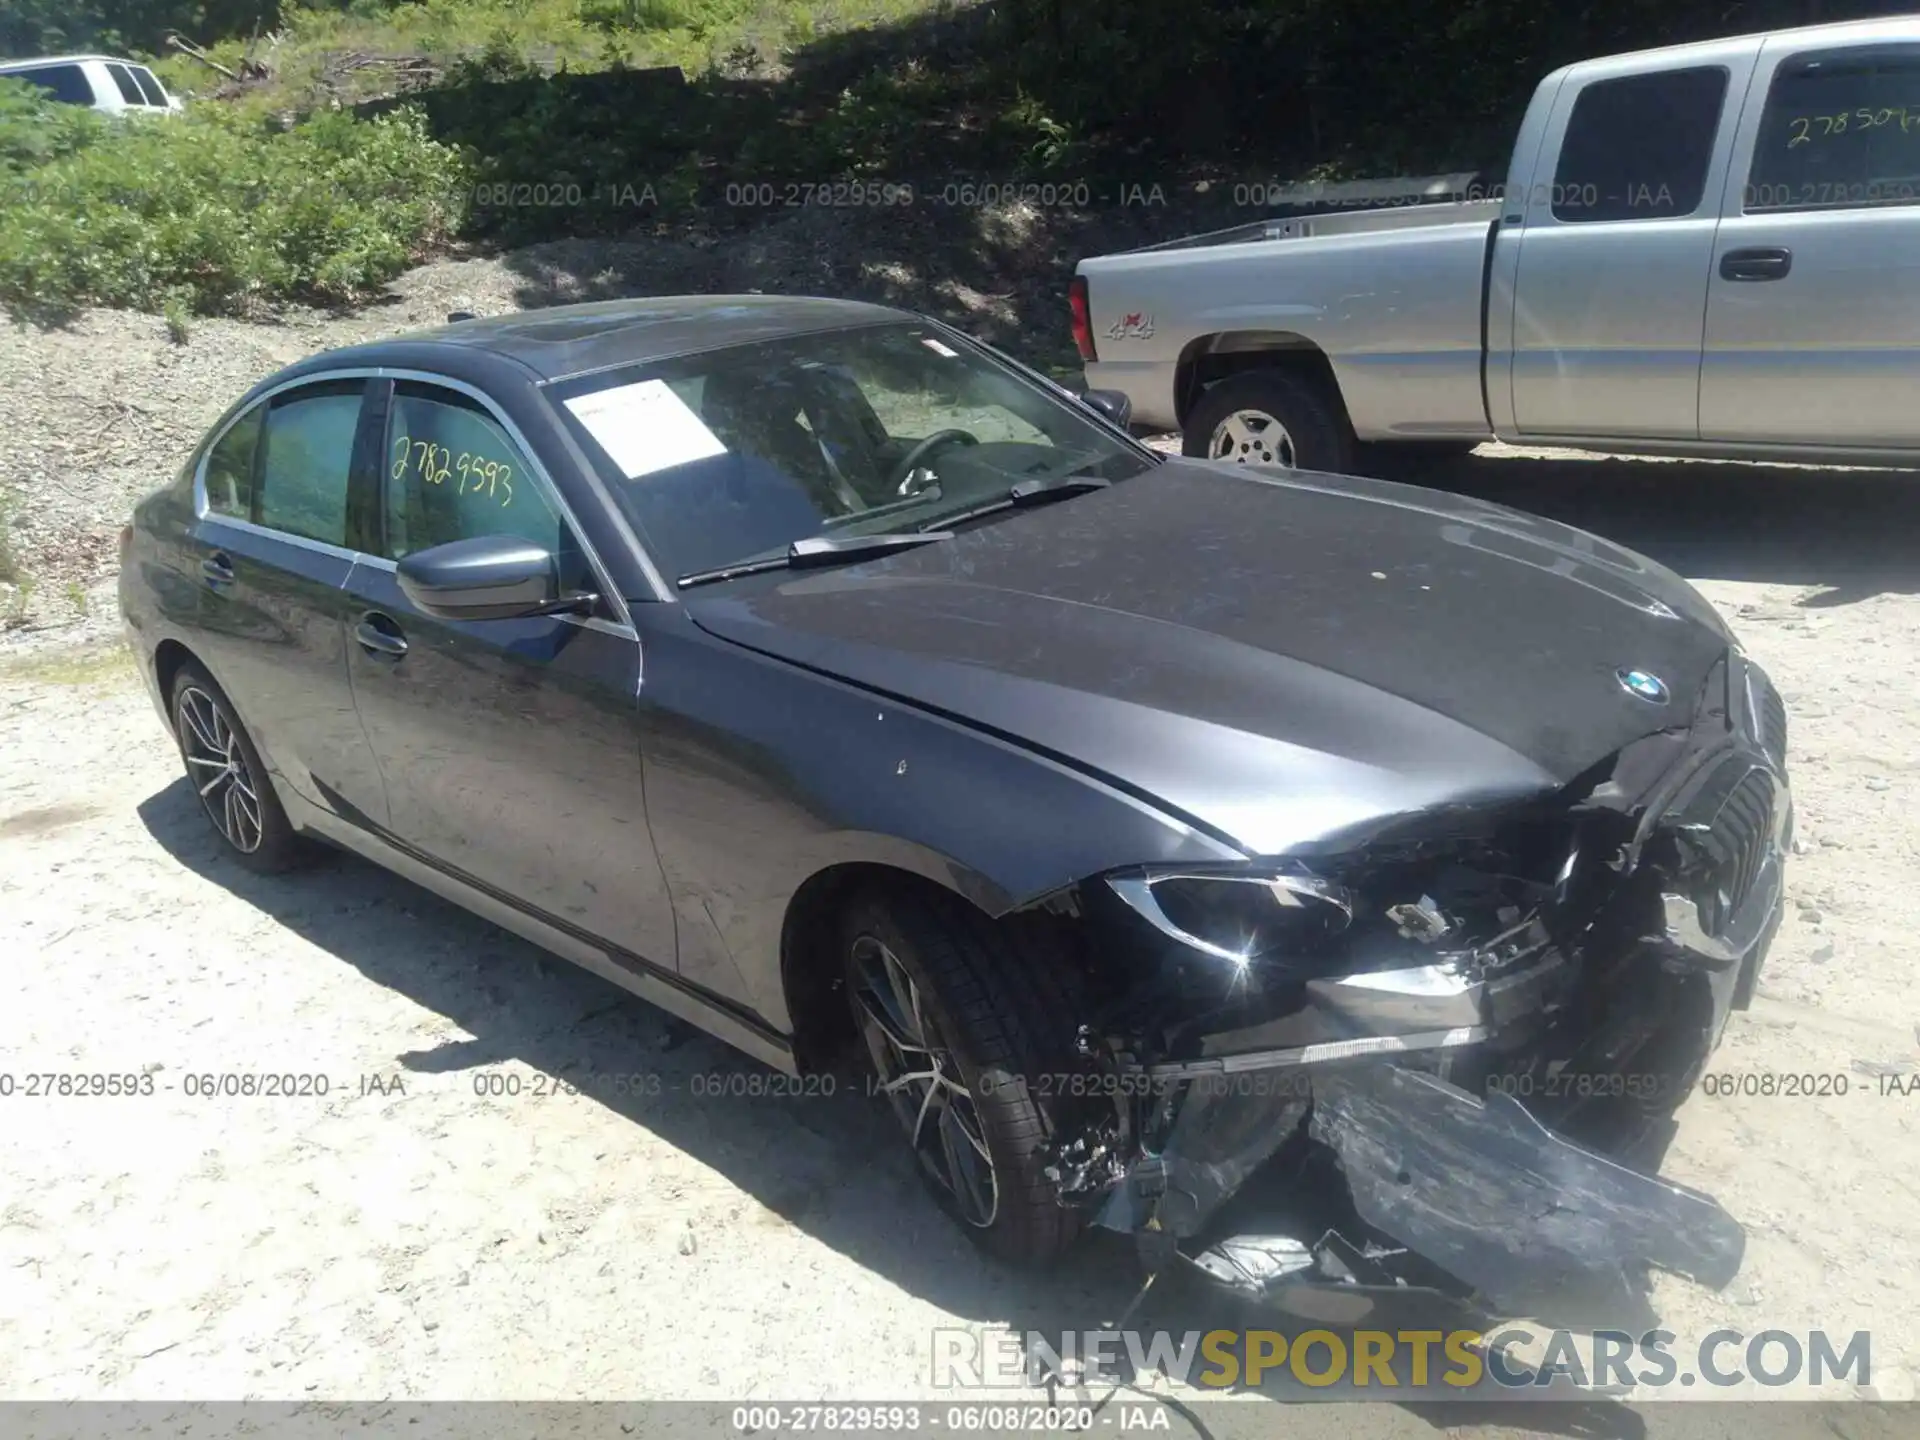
<box><xmin>915</xmin><ymin>475</ymin><xmax>1111</xmax><ymax>532</ymax></box>
<box><xmin>676</xmin><ymin>530</ymin><xmax>954</xmax><ymax>590</ymax></box>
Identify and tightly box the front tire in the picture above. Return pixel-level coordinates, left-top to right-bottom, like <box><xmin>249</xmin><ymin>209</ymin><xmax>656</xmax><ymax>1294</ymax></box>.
<box><xmin>1183</xmin><ymin>370</ymin><xmax>1353</xmax><ymax>474</ymax></box>
<box><xmin>840</xmin><ymin>888</ymin><xmax>1081</xmax><ymax>1266</ymax></box>
<box><xmin>169</xmin><ymin>662</ymin><xmax>310</xmax><ymax>873</ymax></box>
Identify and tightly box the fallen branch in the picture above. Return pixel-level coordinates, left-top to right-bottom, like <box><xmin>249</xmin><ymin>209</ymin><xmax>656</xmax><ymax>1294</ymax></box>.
<box><xmin>165</xmin><ymin>32</ymin><xmax>240</xmax><ymax>81</ymax></box>
<box><xmin>165</xmin><ymin>30</ymin><xmax>272</xmax><ymax>83</ymax></box>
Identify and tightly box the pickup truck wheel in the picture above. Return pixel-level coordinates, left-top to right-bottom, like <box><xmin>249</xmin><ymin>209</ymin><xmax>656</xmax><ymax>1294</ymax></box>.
<box><xmin>840</xmin><ymin>887</ymin><xmax>1081</xmax><ymax>1267</ymax></box>
<box><xmin>1184</xmin><ymin>372</ymin><xmax>1352</xmax><ymax>474</ymax></box>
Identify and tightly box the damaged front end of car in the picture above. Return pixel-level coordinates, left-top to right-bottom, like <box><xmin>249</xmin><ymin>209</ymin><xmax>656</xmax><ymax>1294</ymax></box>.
<box><xmin>1035</xmin><ymin>653</ymin><xmax>1791</xmax><ymax>1326</ymax></box>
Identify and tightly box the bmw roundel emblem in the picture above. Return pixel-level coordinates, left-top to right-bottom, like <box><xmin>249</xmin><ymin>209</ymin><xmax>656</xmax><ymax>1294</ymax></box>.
<box><xmin>1616</xmin><ymin>668</ymin><xmax>1670</xmax><ymax>704</ymax></box>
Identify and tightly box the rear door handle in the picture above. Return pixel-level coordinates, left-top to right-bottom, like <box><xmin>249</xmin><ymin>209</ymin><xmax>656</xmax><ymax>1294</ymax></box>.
<box><xmin>354</xmin><ymin>611</ymin><xmax>409</xmax><ymax>660</ymax></box>
<box><xmin>1720</xmin><ymin>246</ymin><xmax>1792</xmax><ymax>282</ymax></box>
<box><xmin>200</xmin><ymin>552</ymin><xmax>235</xmax><ymax>588</ymax></box>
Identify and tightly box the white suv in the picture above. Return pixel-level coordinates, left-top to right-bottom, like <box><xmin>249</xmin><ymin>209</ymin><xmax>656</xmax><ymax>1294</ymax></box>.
<box><xmin>0</xmin><ymin>55</ymin><xmax>182</xmax><ymax>115</ymax></box>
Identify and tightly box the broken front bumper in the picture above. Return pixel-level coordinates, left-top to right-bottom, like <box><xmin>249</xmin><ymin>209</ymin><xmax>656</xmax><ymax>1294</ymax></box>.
<box><xmin>1053</xmin><ymin>674</ymin><xmax>1791</xmax><ymax>1325</ymax></box>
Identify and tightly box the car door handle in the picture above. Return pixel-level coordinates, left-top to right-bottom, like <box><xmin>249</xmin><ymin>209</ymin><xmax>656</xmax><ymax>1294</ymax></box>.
<box><xmin>1720</xmin><ymin>246</ymin><xmax>1792</xmax><ymax>282</ymax></box>
<box><xmin>200</xmin><ymin>552</ymin><xmax>235</xmax><ymax>588</ymax></box>
<box><xmin>354</xmin><ymin>612</ymin><xmax>409</xmax><ymax>660</ymax></box>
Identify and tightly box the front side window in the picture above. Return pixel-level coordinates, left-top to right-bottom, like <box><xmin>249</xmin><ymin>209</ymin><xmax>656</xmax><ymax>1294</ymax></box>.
<box><xmin>381</xmin><ymin>384</ymin><xmax>585</xmax><ymax>582</ymax></box>
<box><xmin>256</xmin><ymin>384</ymin><xmax>364</xmax><ymax>546</ymax></box>
<box><xmin>202</xmin><ymin>403</ymin><xmax>263</xmax><ymax>519</ymax></box>
<box><xmin>1552</xmin><ymin>66</ymin><xmax>1729</xmax><ymax>222</ymax></box>
<box><xmin>549</xmin><ymin>321</ymin><xmax>1155</xmax><ymax>582</ymax></box>
<box><xmin>10</xmin><ymin>64</ymin><xmax>93</xmax><ymax>106</ymax></box>
<box><xmin>105</xmin><ymin>64</ymin><xmax>144</xmax><ymax>105</ymax></box>
<box><xmin>1746</xmin><ymin>46</ymin><xmax>1920</xmax><ymax>212</ymax></box>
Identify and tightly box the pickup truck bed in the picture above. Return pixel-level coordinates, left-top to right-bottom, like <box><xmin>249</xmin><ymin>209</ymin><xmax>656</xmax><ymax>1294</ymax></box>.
<box><xmin>1082</xmin><ymin>200</ymin><xmax>1503</xmax><ymax>444</ymax></box>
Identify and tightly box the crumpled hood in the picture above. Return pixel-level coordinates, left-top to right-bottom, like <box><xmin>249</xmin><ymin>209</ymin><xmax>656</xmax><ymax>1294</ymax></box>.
<box><xmin>683</xmin><ymin>460</ymin><xmax>1729</xmax><ymax>854</ymax></box>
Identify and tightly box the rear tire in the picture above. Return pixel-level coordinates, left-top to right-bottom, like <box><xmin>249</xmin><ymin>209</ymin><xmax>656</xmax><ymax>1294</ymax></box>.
<box><xmin>1183</xmin><ymin>370</ymin><xmax>1353</xmax><ymax>474</ymax></box>
<box><xmin>169</xmin><ymin>662</ymin><xmax>311</xmax><ymax>874</ymax></box>
<box><xmin>839</xmin><ymin>887</ymin><xmax>1082</xmax><ymax>1266</ymax></box>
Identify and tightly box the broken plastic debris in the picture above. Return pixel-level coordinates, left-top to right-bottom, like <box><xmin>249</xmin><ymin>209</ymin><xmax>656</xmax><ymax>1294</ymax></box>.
<box><xmin>1188</xmin><ymin>1235</ymin><xmax>1314</xmax><ymax>1293</ymax></box>
<box><xmin>1387</xmin><ymin>894</ymin><xmax>1452</xmax><ymax>943</ymax></box>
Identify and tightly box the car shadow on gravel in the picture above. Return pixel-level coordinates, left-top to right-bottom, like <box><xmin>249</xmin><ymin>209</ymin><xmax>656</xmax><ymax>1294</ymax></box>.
<box><xmin>134</xmin><ymin>776</ymin><xmax>1147</xmax><ymax>1332</ymax></box>
<box><xmin>138</xmin><ymin>772</ymin><xmax>1648</xmax><ymax>1436</ymax></box>
<box><xmin>1395</xmin><ymin>449</ymin><xmax>1920</xmax><ymax>605</ymax></box>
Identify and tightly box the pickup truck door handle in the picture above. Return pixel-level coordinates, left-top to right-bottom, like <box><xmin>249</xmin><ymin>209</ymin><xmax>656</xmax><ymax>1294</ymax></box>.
<box><xmin>1719</xmin><ymin>246</ymin><xmax>1792</xmax><ymax>282</ymax></box>
<box><xmin>199</xmin><ymin>552</ymin><xmax>235</xmax><ymax>588</ymax></box>
<box><xmin>354</xmin><ymin>611</ymin><xmax>409</xmax><ymax>660</ymax></box>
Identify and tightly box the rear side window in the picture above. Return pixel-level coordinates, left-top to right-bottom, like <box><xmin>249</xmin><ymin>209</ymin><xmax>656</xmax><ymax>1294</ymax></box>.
<box><xmin>256</xmin><ymin>384</ymin><xmax>365</xmax><ymax>546</ymax></box>
<box><xmin>203</xmin><ymin>404</ymin><xmax>263</xmax><ymax>519</ymax></box>
<box><xmin>1746</xmin><ymin>46</ymin><xmax>1920</xmax><ymax>212</ymax></box>
<box><xmin>381</xmin><ymin>385</ymin><xmax>580</xmax><ymax>578</ymax></box>
<box><xmin>9</xmin><ymin>64</ymin><xmax>93</xmax><ymax>106</ymax></box>
<box><xmin>129</xmin><ymin>66</ymin><xmax>168</xmax><ymax>107</ymax></box>
<box><xmin>1552</xmin><ymin>66</ymin><xmax>1729</xmax><ymax>222</ymax></box>
<box><xmin>105</xmin><ymin>64</ymin><xmax>144</xmax><ymax>106</ymax></box>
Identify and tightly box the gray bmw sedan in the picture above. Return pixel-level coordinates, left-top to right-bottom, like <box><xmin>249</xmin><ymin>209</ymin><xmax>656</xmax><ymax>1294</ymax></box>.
<box><xmin>120</xmin><ymin>295</ymin><xmax>1789</xmax><ymax>1321</ymax></box>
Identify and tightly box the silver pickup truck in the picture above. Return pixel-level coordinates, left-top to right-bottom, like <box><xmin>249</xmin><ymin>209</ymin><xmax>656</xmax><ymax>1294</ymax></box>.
<box><xmin>1074</xmin><ymin>15</ymin><xmax>1920</xmax><ymax>473</ymax></box>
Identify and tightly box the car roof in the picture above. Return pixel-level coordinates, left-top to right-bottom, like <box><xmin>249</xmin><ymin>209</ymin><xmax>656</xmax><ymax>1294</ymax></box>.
<box><xmin>0</xmin><ymin>55</ymin><xmax>152</xmax><ymax>70</ymax></box>
<box><xmin>325</xmin><ymin>294</ymin><xmax>917</xmax><ymax>385</ymax></box>
<box><xmin>1547</xmin><ymin>13</ymin><xmax>1920</xmax><ymax>75</ymax></box>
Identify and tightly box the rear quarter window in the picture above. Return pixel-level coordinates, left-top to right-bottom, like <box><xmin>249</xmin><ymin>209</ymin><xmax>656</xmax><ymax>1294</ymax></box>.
<box><xmin>105</xmin><ymin>64</ymin><xmax>144</xmax><ymax>106</ymax></box>
<box><xmin>256</xmin><ymin>386</ymin><xmax>365</xmax><ymax>547</ymax></box>
<box><xmin>129</xmin><ymin>66</ymin><xmax>168</xmax><ymax>107</ymax></box>
<box><xmin>1552</xmin><ymin>66</ymin><xmax>1730</xmax><ymax>222</ymax></box>
<box><xmin>203</xmin><ymin>404</ymin><xmax>264</xmax><ymax>520</ymax></box>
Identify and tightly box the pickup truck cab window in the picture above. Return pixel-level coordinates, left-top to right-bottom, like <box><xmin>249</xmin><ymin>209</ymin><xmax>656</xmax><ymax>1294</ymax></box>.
<box><xmin>1746</xmin><ymin>46</ymin><xmax>1920</xmax><ymax>212</ymax></box>
<box><xmin>1551</xmin><ymin>66</ymin><xmax>1730</xmax><ymax>222</ymax></box>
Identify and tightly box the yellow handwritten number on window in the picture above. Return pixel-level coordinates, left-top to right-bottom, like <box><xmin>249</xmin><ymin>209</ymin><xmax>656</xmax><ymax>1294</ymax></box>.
<box><xmin>1788</xmin><ymin>105</ymin><xmax>1920</xmax><ymax>148</ymax></box>
<box><xmin>390</xmin><ymin>432</ymin><xmax>514</xmax><ymax>508</ymax></box>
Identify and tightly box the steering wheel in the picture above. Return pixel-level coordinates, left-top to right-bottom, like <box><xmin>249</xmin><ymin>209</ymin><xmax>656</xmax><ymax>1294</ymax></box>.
<box><xmin>886</xmin><ymin>429</ymin><xmax>979</xmax><ymax>493</ymax></box>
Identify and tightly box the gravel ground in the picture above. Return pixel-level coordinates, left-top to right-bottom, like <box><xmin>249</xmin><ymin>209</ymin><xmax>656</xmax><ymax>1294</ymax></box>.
<box><xmin>3</xmin><ymin>269</ymin><xmax>1919</xmax><ymax>1429</ymax></box>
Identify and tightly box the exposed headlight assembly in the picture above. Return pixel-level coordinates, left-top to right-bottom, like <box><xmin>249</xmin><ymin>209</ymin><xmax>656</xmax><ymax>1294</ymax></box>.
<box><xmin>1105</xmin><ymin>837</ymin><xmax>1573</xmax><ymax>984</ymax></box>
<box><xmin>1105</xmin><ymin>864</ymin><xmax>1353</xmax><ymax>969</ymax></box>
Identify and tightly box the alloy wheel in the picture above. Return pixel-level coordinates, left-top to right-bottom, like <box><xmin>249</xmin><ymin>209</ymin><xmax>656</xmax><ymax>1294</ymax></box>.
<box><xmin>178</xmin><ymin>685</ymin><xmax>264</xmax><ymax>854</ymax></box>
<box><xmin>1208</xmin><ymin>408</ymin><xmax>1297</xmax><ymax>467</ymax></box>
<box><xmin>849</xmin><ymin>933</ymin><xmax>1000</xmax><ymax>1227</ymax></box>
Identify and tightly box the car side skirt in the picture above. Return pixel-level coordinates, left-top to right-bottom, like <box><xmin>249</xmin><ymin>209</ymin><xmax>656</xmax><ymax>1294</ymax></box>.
<box><xmin>286</xmin><ymin>792</ymin><xmax>799</xmax><ymax>1075</ymax></box>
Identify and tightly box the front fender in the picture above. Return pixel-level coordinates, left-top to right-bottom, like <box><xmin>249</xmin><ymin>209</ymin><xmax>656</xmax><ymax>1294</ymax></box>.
<box><xmin>634</xmin><ymin>607</ymin><xmax>1242</xmax><ymax>1029</ymax></box>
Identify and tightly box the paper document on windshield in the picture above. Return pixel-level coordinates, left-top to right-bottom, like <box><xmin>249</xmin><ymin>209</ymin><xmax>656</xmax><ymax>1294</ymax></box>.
<box><xmin>565</xmin><ymin>379</ymin><xmax>728</xmax><ymax>479</ymax></box>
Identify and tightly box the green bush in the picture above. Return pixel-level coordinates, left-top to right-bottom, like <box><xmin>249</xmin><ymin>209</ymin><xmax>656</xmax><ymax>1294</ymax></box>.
<box><xmin>0</xmin><ymin>79</ymin><xmax>108</xmax><ymax>176</ymax></box>
<box><xmin>0</xmin><ymin>101</ymin><xmax>470</xmax><ymax>316</ymax></box>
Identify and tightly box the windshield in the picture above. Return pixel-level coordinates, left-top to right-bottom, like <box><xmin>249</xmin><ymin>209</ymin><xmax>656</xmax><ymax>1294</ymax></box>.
<box><xmin>545</xmin><ymin>321</ymin><xmax>1156</xmax><ymax>584</ymax></box>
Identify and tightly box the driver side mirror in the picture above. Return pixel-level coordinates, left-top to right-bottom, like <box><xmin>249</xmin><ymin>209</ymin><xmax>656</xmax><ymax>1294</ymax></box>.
<box><xmin>397</xmin><ymin>534</ymin><xmax>594</xmax><ymax>621</ymax></box>
<box><xmin>1080</xmin><ymin>388</ymin><xmax>1132</xmax><ymax>430</ymax></box>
